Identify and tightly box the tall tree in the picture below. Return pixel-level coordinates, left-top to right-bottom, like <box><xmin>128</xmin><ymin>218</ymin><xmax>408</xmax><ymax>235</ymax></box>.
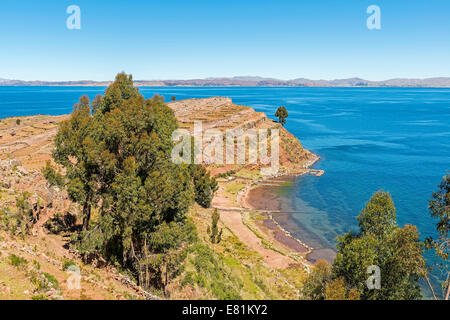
<box><xmin>51</xmin><ymin>73</ymin><xmax>220</xmax><ymax>291</ymax></box>
<box><xmin>90</xmin><ymin>75</ymin><xmax>194</xmax><ymax>264</ymax></box>
<box><xmin>333</xmin><ymin>191</ymin><xmax>426</xmax><ymax>300</ymax></box>
<box><xmin>425</xmin><ymin>174</ymin><xmax>450</xmax><ymax>300</ymax></box>
<box><xmin>56</xmin><ymin>73</ymin><xmax>197</xmax><ymax>281</ymax></box>
<box><xmin>51</xmin><ymin>95</ymin><xmax>98</xmax><ymax>231</ymax></box>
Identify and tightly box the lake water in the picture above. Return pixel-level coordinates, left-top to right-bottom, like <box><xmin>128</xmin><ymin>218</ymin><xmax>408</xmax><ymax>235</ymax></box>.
<box><xmin>1</xmin><ymin>86</ymin><xmax>449</xmax><ymax>296</ymax></box>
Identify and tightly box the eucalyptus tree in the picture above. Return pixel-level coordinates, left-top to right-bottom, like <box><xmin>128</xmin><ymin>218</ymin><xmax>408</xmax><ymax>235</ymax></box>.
<box><xmin>333</xmin><ymin>191</ymin><xmax>426</xmax><ymax>300</ymax></box>
<box><xmin>425</xmin><ymin>174</ymin><xmax>450</xmax><ymax>300</ymax></box>
<box><xmin>51</xmin><ymin>73</ymin><xmax>218</xmax><ymax>290</ymax></box>
<box><xmin>51</xmin><ymin>95</ymin><xmax>99</xmax><ymax>231</ymax></box>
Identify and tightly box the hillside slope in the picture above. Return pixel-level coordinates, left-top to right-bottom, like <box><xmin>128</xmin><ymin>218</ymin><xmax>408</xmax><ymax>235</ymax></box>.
<box><xmin>0</xmin><ymin>97</ymin><xmax>319</xmax><ymax>300</ymax></box>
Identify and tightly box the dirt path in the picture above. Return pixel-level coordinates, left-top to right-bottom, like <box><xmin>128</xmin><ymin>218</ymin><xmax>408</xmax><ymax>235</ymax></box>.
<box><xmin>213</xmin><ymin>178</ymin><xmax>300</xmax><ymax>269</ymax></box>
<box><xmin>218</xmin><ymin>209</ymin><xmax>297</xmax><ymax>269</ymax></box>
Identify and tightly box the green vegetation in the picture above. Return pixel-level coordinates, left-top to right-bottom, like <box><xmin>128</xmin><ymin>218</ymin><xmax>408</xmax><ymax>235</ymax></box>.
<box><xmin>207</xmin><ymin>209</ymin><xmax>222</xmax><ymax>244</ymax></box>
<box><xmin>0</xmin><ymin>192</ymin><xmax>34</xmax><ymax>237</ymax></box>
<box><xmin>275</xmin><ymin>106</ymin><xmax>288</xmax><ymax>126</ymax></box>
<box><xmin>300</xmin><ymin>260</ymin><xmax>332</xmax><ymax>300</ymax></box>
<box><xmin>62</xmin><ymin>260</ymin><xmax>77</xmax><ymax>271</ymax></box>
<box><xmin>182</xmin><ymin>243</ymin><xmax>241</xmax><ymax>299</ymax></box>
<box><xmin>301</xmin><ymin>191</ymin><xmax>426</xmax><ymax>300</ymax></box>
<box><xmin>29</xmin><ymin>72</ymin><xmax>446</xmax><ymax>300</ymax></box>
<box><xmin>215</xmin><ymin>169</ymin><xmax>237</xmax><ymax>179</ymax></box>
<box><xmin>225</xmin><ymin>182</ymin><xmax>246</xmax><ymax>196</ymax></box>
<box><xmin>16</xmin><ymin>119</ymin><xmax>21</xmax><ymax>126</ymax></box>
<box><xmin>425</xmin><ymin>174</ymin><xmax>450</xmax><ymax>300</ymax></box>
<box><xmin>42</xmin><ymin>161</ymin><xmax>65</xmax><ymax>188</ymax></box>
<box><xmin>333</xmin><ymin>191</ymin><xmax>426</xmax><ymax>300</ymax></box>
<box><xmin>8</xmin><ymin>254</ymin><xmax>28</xmax><ymax>268</ymax></box>
<box><xmin>42</xmin><ymin>272</ymin><xmax>59</xmax><ymax>289</ymax></box>
<box><xmin>300</xmin><ymin>259</ymin><xmax>359</xmax><ymax>300</ymax></box>
<box><xmin>31</xmin><ymin>271</ymin><xmax>59</xmax><ymax>291</ymax></box>
<box><xmin>190</xmin><ymin>165</ymin><xmax>218</xmax><ymax>208</ymax></box>
<box><xmin>47</xmin><ymin>73</ymin><xmax>218</xmax><ymax>294</ymax></box>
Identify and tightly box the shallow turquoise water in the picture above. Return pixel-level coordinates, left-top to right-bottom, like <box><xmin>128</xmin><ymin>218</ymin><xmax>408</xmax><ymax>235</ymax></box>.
<box><xmin>1</xmin><ymin>86</ymin><xmax>449</xmax><ymax>295</ymax></box>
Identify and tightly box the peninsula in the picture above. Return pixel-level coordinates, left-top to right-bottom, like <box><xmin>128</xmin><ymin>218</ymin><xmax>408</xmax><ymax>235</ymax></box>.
<box><xmin>0</xmin><ymin>93</ymin><xmax>321</xmax><ymax>300</ymax></box>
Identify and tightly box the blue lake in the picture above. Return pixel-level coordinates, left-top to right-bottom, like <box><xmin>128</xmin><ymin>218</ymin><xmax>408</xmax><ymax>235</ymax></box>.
<box><xmin>1</xmin><ymin>86</ymin><xmax>449</xmax><ymax>296</ymax></box>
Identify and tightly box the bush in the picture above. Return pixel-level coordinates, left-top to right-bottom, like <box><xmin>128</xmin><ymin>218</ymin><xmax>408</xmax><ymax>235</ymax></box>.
<box><xmin>190</xmin><ymin>165</ymin><xmax>218</xmax><ymax>208</ymax></box>
<box><xmin>215</xmin><ymin>170</ymin><xmax>236</xmax><ymax>178</ymax></box>
<box><xmin>183</xmin><ymin>243</ymin><xmax>241</xmax><ymax>299</ymax></box>
<box><xmin>207</xmin><ymin>209</ymin><xmax>222</xmax><ymax>244</ymax></box>
<box><xmin>43</xmin><ymin>273</ymin><xmax>59</xmax><ymax>289</ymax></box>
<box><xmin>300</xmin><ymin>260</ymin><xmax>331</xmax><ymax>300</ymax></box>
<box><xmin>62</xmin><ymin>260</ymin><xmax>77</xmax><ymax>271</ymax></box>
<box><xmin>31</xmin><ymin>272</ymin><xmax>60</xmax><ymax>291</ymax></box>
<box><xmin>8</xmin><ymin>254</ymin><xmax>28</xmax><ymax>268</ymax></box>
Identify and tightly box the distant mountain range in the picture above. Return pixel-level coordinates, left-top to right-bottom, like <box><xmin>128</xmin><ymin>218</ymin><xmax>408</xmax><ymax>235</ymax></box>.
<box><xmin>1</xmin><ymin>76</ymin><xmax>450</xmax><ymax>87</ymax></box>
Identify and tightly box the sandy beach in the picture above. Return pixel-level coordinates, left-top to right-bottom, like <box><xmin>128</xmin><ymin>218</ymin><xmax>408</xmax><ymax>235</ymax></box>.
<box><xmin>242</xmin><ymin>177</ymin><xmax>337</xmax><ymax>265</ymax></box>
<box><xmin>212</xmin><ymin>154</ymin><xmax>323</xmax><ymax>271</ymax></box>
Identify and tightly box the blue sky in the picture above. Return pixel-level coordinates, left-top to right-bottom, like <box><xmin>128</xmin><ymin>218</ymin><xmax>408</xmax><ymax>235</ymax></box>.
<box><xmin>0</xmin><ymin>0</ymin><xmax>449</xmax><ymax>81</ymax></box>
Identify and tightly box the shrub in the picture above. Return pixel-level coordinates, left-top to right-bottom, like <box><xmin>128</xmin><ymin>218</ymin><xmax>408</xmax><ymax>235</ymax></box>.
<box><xmin>190</xmin><ymin>165</ymin><xmax>218</xmax><ymax>208</ymax></box>
<box><xmin>207</xmin><ymin>209</ymin><xmax>222</xmax><ymax>244</ymax></box>
<box><xmin>43</xmin><ymin>273</ymin><xmax>60</xmax><ymax>289</ymax></box>
<box><xmin>31</xmin><ymin>272</ymin><xmax>60</xmax><ymax>291</ymax></box>
<box><xmin>215</xmin><ymin>170</ymin><xmax>236</xmax><ymax>178</ymax></box>
<box><xmin>183</xmin><ymin>243</ymin><xmax>241</xmax><ymax>299</ymax></box>
<box><xmin>8</xmin><ymin>254</ymin><xmax>28</xmax><ymax>268</ymax></box>
<box><xmin>62</xmin><ymin>260</ymin><xmax>78</xmax><ymax>271</ymax></box>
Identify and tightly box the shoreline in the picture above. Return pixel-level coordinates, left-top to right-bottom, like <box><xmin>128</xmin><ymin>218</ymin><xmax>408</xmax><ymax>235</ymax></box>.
<box><xmin>2</xmin><ymin>109</ymin><xmax>324</xmax><ymax>271</ymax></box>
<box><xmin>235</xmin><ymin>156</ymin><xmax>323</xmax><ymax>267</ymax></box>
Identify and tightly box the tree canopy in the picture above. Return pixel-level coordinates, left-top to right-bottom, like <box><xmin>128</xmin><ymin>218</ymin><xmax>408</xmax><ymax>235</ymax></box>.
<box><xmin>332</xmin><ymin>191</ymin><xmax>426</xmax><ymax>300</ymax></box>
<box><xmin>48</xmin><ymin>73</ymin><xmax>218</xmax><ymax>290</ymax></box>
<box><xmin>426</xmin><ymin>174</ymin><xmax>450</xmax><ymax>300</ymax></box>
<box><xmin>275</xmin><ymin>106</ymin><xmax>288</xmax><ymax>126</ymax></box>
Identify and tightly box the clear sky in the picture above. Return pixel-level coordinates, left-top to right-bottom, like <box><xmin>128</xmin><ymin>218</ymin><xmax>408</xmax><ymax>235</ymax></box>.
<box><xmin>0</xmin><ymin>0</ymin><xmax>449</xmax><ymax>81</ymax></box>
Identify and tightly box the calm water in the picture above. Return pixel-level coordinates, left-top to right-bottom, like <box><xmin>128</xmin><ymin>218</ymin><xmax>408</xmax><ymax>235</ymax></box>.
<box><xmin>1</xmin><ymin>86</ymin><xmax>449</xmax><ymax>295</ymax></box>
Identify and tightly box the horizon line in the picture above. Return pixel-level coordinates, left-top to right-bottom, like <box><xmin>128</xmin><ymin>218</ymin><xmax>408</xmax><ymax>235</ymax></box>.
<box><xmin>2</xmin><ymin>75</ymin><xmax>450</xmax><ymax>83</ymax></box>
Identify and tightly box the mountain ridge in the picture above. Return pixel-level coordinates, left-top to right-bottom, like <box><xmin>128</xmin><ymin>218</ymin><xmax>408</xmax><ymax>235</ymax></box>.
<box><xmin>1</xmin><ymin>76</ymin><xmax>450</xmax><ymax>87</ymax></box>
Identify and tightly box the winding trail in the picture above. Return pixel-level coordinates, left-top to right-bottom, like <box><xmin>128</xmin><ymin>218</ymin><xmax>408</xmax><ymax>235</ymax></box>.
<box><xmin>218</xmin><ymin>209</ymin><xmax>298</xmax><ymax>269</ymax></box>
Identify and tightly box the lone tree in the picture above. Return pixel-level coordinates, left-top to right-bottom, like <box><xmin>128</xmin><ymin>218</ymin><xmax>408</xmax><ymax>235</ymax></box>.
<box><xmin>275</xmin><ymin>106</ymin><xmax>288</xmax><ymax>126</ymax></box>
<box><xmin>171</xmin><ymin>96</ymin><xmax>176</xmax><ymax>101</ymax></box>
<box><xmin>425</xmin><ymin>174</ymin><xmax>450</xmax><ymax>300</ymax></box>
